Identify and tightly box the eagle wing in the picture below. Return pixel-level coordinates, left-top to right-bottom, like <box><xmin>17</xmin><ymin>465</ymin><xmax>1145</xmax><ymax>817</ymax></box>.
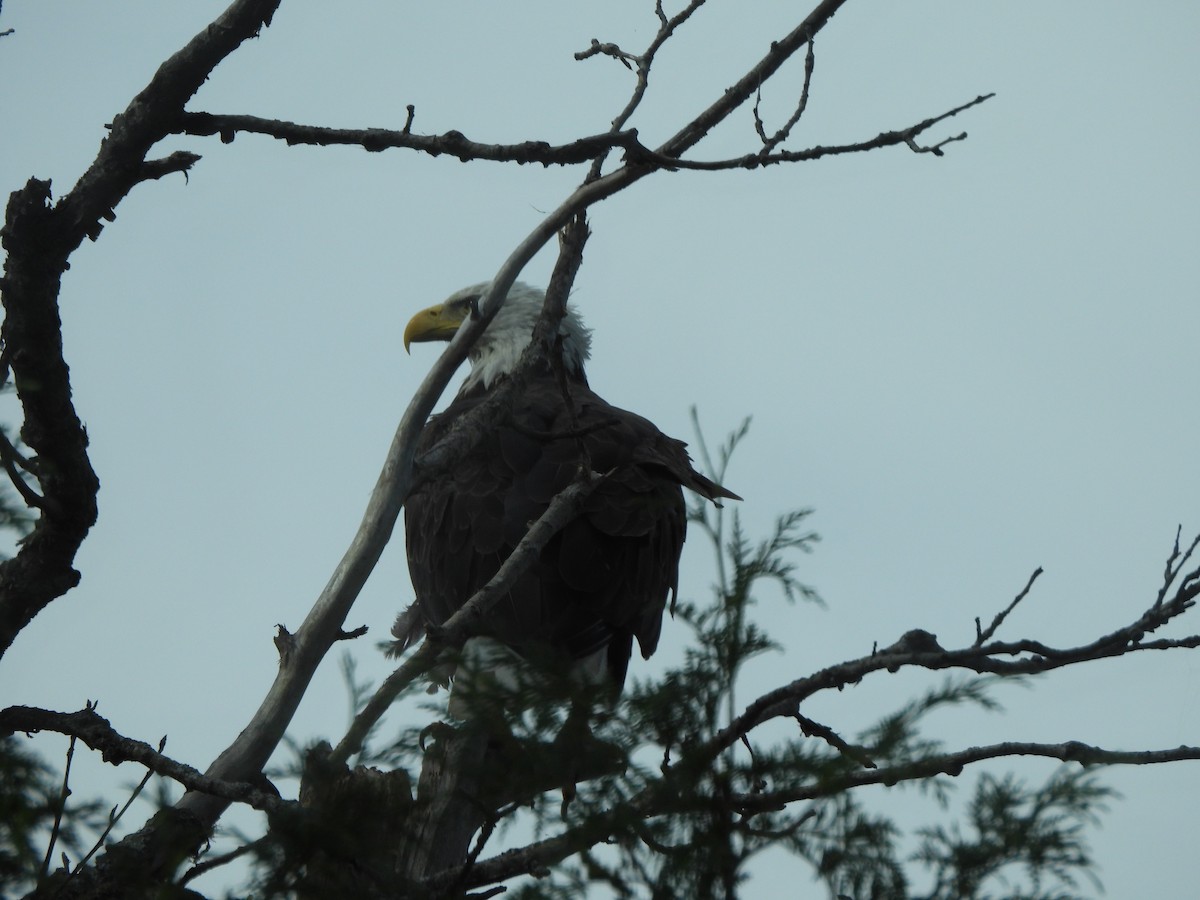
<box><xmin>404</xmin><ymin>375</ymin><xmax>729</xmax><ymax>686</ymax></box>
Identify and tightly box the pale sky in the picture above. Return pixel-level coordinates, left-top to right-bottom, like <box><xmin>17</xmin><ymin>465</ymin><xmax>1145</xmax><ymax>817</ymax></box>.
<box><xmin>2</xmin><ymin>2</ymin><xmax>1198</xmax><ymax>897</ymax></box>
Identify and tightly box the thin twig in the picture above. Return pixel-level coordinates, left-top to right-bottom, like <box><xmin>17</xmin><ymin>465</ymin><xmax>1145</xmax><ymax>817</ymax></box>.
<box><xmin>654</xmin><ymin>92</ymin><xmax>996</xmax><ymax>170</ymax></box>
<box><xmin>793</xmin><ymin>711</ymin><xmax>875</xmax><ymax>769</ymax></box>
<box><xmin>70</xmin><ymin>741</ymin><xmax>162</xmax><ymax>878</ymax></box>
<box><xmin>730</xmin><ymin>739</ymin><xmax>1200</xmax><ymax>814</ymax></box>
<box><xmin>976</xmin><ymin>567</ymin><xmax>1043</xmax><ymax>645</ymax></box>
<box><xmin>138</xmin><ymin>151</ymin><xmax>203</xmax><ymax>183</ymax></box>
<box><xmin>905</xmin><ymin>131</ymin><xmax>966</xmax><ymax>156</ymax></box>
<box><xmin>1132</xmin><ymin>634</ymin><xmax>1200</xmax><ymax>651</ymax></box>
<box><xmin>444</xmin><ymin>801</ymin><xmax>522</xmax><ymax>899</ymax></box>
<box><xmin>1157</xmin><ymin>525</ymin><xmax>1200</xmax><ymax>607</ymax></box>
<box><xmin>545</xmin><ymin>213</ymin><xmax>591</xmax><ymax>443</ymax></box>
<box><xmin>752</xmin><ymin>84</ymin><xmax>769</xmax><ymax>143</ymax></box>
<box><xmin>179</xmin><ymin>838</ymin><xmax>266</xmax><ymax>886</ymax></box>
<box><xmin>39</xmin><ymin>733</ymin><xmax>76</xmax><ymax>882</ymax></box>
<box><xmin>574</xmin><ymin>38</ymin><xmax>639</xmax><ymax>69</ymax></box>
<box><xmin>758</xmin><ymin>38</ymin><xmax>816</xmax><ymax>156</ymax></box>
<box><xmin>582</xmin><ymin>0</ymin><xmax>708</xmax><ymax>181</ymax></box>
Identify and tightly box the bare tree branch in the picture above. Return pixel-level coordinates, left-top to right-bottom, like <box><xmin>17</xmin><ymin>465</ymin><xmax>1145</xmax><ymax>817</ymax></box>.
<box><xmin>730</xmin><ymin>740</ymin><xmax>1200</xmax><ymax>814</ymax></box>
<box><xmin>331</xmin><ymin>467</ymin><xmax>605</xmax><ymax>765</ymax></box>
<box><xmin>574</xmin><ymin>38</ymin><xmax>640</xmax><ymax>69</ymax></box>
<box><xmin>0</xmin><ymin>0</ymin><xmax>282</xmax><ymax>658</ymax></box>
<box><xmin>702</xmin><ymin>535</ymin><xmax>1199</xmax><ymax>764</ymax></box>
<box><xmin>174</xmin><ymin>91</ymin><xmax>992</xmax><ymax>177</ymax></box>
<box><xmin>653</xmin><ymin>92</ymin><xmax>995</xmax><ymax>171</ymax></box>
<box><xmin>976</xmin><ymin>566</ymin><xmax>1044</xmax><ymax>645</ymax></box>
<box><xmin>333</xmin><ymin>218</ymin><xmax>601</xmax><ymax>882</ymax></box>
<box><xmin>1157</xmin><ymin>525</ymin><xmax>1200</xmax><ymax>607</ymax></box>
<box><xmin>657</xmin><ymin>0</ymin><xmax>844</xmax><ymax>159</ymax></box>
<box><xmin>428</xmin><ymin>734</ymin><xmax>1200</xmax><ymax>895</ymax></box>
<box><xmin>0</xmin><ymin>704</ymin><xmax>285</xmax><ymax>814</ymax></box>
<box><xmin>793</xmin><ymin>712</ymin><xmax>876</xmax><ymax>769</ymax></box>
<box><xmin>580</xmin><ymin>0</ymin><xmax>708</xmax><ymax>181</ymax></box>
<box><xmin>40</xmin><ymin>734</ymin><xmax>76</xmax><ymax>882</ymax></box>
<box><xmin>0</xmin><ymin>179</ymin><xmax>101</xmax><ymax>656</ymax></box>
<box><xmin>176</xmin><ymin>112</ymin><xmax>648</xmax><ymax>166</ymax></box>
<box><xmin>138</xmin><ymin>151</ymin><xmax>203</xmax><ymax>183</ymax></box>
<box><xmin>755</xmin><ymin>38</ymin><xmax>817</xmax><ymax>156</ymax></box>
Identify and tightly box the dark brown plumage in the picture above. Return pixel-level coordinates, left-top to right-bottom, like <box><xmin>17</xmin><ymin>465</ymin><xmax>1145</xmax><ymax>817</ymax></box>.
<box><xmin>400</xmin><ymin>283</ymin><xmax>738</xmax><ymax>688</ymax></box>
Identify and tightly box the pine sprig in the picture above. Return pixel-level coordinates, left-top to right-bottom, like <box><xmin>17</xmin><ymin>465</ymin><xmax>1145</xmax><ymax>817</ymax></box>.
<box><xmin>911</xmin><ymin>768</ymin><xmax>1113</xmax><ymax>900</ymax></box>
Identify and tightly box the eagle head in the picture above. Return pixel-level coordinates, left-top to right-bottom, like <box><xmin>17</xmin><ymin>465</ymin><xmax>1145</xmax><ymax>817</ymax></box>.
<box><xmin>403</xmin><ymin>282</ymin><xmax>593</xmax><ymax>391</ymax></box>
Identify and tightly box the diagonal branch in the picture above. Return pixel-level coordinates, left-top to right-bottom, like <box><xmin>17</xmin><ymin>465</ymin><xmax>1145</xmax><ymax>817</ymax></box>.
<box><xmin>975</xmin><ymin>566</ymin><xmax>1043</xmax><ymax>645</ymax></box>
<box><xmin>658</xmin><ymin>0</ymin><xmax>849</xmax><ymax>159</ymax></box>
<box><xmin>330</xmin><ymin>467</ymin><xmax>605</xmax><ymax>765</ymax></box>
<box><xmin>44</xmin><ymin>0</ymin><xmax>282</xmax><ymax>252</ymax></box>
<box><xmin>355</xmin><ymin>214</ymin><xmax>598</xmax><ymax>884</ymax></box>
<box><xmin>0</xmin><ymin>704</ymin><xmax>285</xmax><ymax>814</ymax></box>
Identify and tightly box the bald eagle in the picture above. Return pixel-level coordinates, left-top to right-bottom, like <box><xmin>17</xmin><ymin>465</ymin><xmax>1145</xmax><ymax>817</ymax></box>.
<box><xmin>399</xmin><ymin>282</ymin><xmax>739</xmax><ymax>690</ymax></box>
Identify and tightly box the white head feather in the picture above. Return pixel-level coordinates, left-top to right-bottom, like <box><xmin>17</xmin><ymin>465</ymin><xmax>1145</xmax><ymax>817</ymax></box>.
<box><xmin>449</xmin><ymin>282</ymin><xmax>593</xmax><ymax>391</ymax></box>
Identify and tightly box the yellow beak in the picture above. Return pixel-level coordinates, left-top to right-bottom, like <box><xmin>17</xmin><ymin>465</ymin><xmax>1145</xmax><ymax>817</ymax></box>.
<box><xmin>402</xmin><ymin>302</ymin><xmax>470</xmax><ymax>353</ymax></box>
